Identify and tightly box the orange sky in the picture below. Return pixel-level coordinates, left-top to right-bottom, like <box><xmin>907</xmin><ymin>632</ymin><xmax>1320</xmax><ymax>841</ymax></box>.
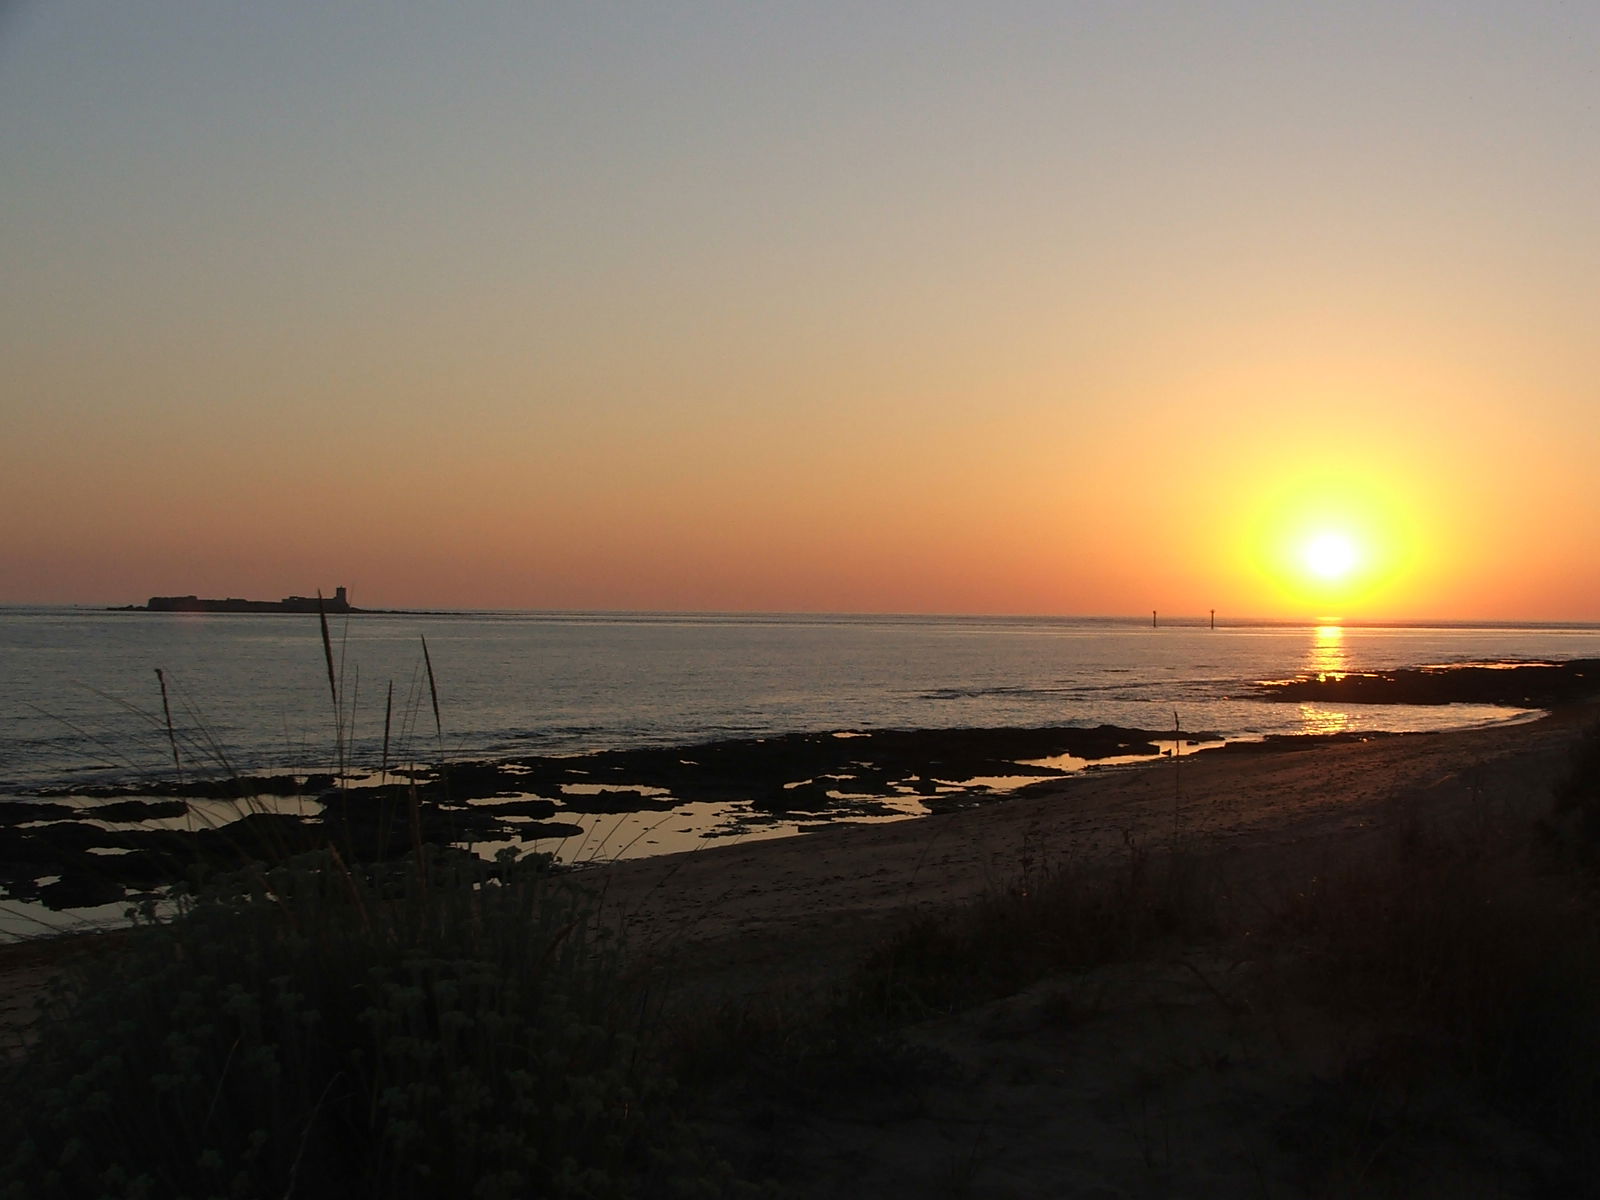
<box><xmin>4</xmin><ymin>5</ymin><xmax>1598</xmax><ymax>620</ymax></box>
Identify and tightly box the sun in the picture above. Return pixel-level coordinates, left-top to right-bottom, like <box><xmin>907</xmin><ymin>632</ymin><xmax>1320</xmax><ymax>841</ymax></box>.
<box><xmin>1237</xmin><ymin>469</ymin><xmax>1427</xmax><ymax>618</ymax></box>
<box><xmin>1302</xmin><ymin>531</ymin><xmax>1360</xmax><ymax>582</ymax></box>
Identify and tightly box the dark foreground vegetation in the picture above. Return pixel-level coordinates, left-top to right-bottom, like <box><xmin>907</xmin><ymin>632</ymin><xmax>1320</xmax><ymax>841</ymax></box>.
<box><xmin>7</xmin><ymin>719</ymin><xmax>1600</xmax><ymax>1196</ymax></box>
<box><xmin>1</xmin><ymin>850</ymin><xmax>742</xmax><ymax>1199</ymax></box>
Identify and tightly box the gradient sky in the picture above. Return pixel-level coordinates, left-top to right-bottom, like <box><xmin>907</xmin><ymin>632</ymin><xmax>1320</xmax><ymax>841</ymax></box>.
<box><xmin>4</xmin><ymin>2</ymin><xmax>1597</xmax><ymax>619</ymax></box>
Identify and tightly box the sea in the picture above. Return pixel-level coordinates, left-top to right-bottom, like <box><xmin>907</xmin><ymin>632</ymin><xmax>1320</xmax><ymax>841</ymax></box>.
<box><xmin>4</xmin><ymin>607</ymin><xmax>1599</xmax><ymax>937</ymax></box>
<box><xmin>5</xmin><ymin>607</ymin><xmax>1598</xmax><ymax>795</ymax></box>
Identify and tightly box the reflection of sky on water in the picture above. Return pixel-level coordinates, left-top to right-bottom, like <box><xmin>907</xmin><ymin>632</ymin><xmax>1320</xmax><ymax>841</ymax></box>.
<box><xmin>484</xmin><ymin>799</ymin><xmax>924</xmax><ymax>866</ymax></box>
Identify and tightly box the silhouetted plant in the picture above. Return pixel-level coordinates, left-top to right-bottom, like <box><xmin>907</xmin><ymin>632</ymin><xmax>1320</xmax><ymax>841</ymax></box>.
<box><xmin>2</xmin><ymin>848</ymin><xmax>739</xmax><ymax>1199</ymax></box>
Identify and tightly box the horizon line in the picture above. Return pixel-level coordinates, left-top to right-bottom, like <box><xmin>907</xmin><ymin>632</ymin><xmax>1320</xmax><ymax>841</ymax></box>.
<box><xmin>7</xmin><ymin>601</ymin><xmax>1600</xmax><ymax>631</ymax></box>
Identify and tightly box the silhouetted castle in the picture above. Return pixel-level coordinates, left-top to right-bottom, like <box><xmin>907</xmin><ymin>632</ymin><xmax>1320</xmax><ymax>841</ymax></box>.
<box><xmin>137</xmin><ymin>587</ymin><xmax>357</xmax><ymax>614</ymax></box>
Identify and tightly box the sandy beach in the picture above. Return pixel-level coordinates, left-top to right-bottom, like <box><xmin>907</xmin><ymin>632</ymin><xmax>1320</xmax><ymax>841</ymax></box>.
<box><xmin>584</xmin><ymin>708</ymin><xmax>1600</xmax><ymax>1196</ymax></box>
<box><xmin>5</xmin><ymin>709</ymin><xmax>1596</xmax><ymax>1196</ymax></box>
<box><xmin>4</xmin><ymin>708</ymin><xmax>1589</xmax><ymax>1015</ymax></box>
<box><xmin>592</xmin><ymin>709</ymin><xmax>1592</xmax><ymax>1003</ymax></box>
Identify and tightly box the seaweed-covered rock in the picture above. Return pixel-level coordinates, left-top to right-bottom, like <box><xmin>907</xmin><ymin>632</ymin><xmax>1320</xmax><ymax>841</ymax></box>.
<box><xmin>37</xmin><ymin>871</ymin><xmax>126</xmax><ymax>909</ymax></box>
<box><xmin>36</xmin><ymin>773</ymin><xmax>334</xmax><ymax>801</ymax></box>
<box><xmin>1255</xmin><ymin>659</ymin><xmax>1600</xmax><ymax>708</ymax></box>
<box><xmin>557</xmin><ymin>789</ymin><xmax>676</xmax><ymax>815</ymax></box>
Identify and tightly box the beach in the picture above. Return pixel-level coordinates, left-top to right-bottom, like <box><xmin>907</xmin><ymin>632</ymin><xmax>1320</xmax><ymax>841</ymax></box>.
<box><xmin>5</xmin><ymin>708</ymin><xmax>1587</xmax><ymax>1029</ymax></box>
<box><xmin>7</xmin><ymin>707</ymin><xmax>1596</xmax><ymax>1195</ymax></box>
<box><xmin>593</xmin><ymin>706</ymin><xmax>1592</xmax><ymax>1004</ymax></box>
<box><xmin>592</xmin><ymin>707</ymin><xmax>1600</xmax><ymax>1197</ymax></box>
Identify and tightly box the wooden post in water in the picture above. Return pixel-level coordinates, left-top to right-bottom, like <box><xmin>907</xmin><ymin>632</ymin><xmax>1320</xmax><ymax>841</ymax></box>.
<box><xmin>1152</xmin><ymin>610</ymin><xmax>1157</xmax><ymax>628</ymax></box>
<box><xmin>1210</xmin><ymin>609</ymin><xmax>1215</xmax><ymax>630</ymax></box>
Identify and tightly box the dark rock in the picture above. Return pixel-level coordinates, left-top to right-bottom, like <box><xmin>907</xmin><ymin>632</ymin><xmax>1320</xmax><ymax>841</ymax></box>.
<box><xmin>556</xmin><ymin>790</ymin><xmax>676</xmax><ymax>815</ymax></box>
<box><xmin>0</xmin><ymin>801</ymin><xmax>83</xmax><ymax>825</ymax></box>
<box><xmin>88</xmin><ymin>799</ymin><xmax>189</xmax><ymax>823</ymax></box>
<box><xmin>37</xmin><ymin>773</ymin><xmax>333</xmax><ymax>801</ymax></box>
<box><xmin>1215</xmin><ymin>731</ymin><xmax>1393</xmax><ymax>754</ymax></box>
<box><xmin>435</xmin><ymin>760</ymin><xmax>531</xmax><ymax>800</ymax></box>
<box><xmin>1254</xmin><ymin>659</ymin><xmax>1600</xmax><ymax>708</ymax></box>
<box><xmin>38</xmin><ymin>871</ymin><xmax>126</xmax><ymax>909</ymax></box>
<box><xmin>752</xmin><ymin>780</ymin><xmax>839</xmax><ymax>814</ymax></box>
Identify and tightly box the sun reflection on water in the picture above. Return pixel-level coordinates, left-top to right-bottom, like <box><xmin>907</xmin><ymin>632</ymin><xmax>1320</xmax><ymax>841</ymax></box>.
<box><xmin>1301</xmin><ymin>624</ymin><xmax>1350</xmax><ymax>734</ymax></box>
<box><xmin>1297</xmin><ymin>703</ymin><xmax>1350</xmax><ymax>735</ymax></box>
<box><xmin>1306</xmin><ymin>623</ymin><xmax>1348</xmax><ymax>680</ymax></box>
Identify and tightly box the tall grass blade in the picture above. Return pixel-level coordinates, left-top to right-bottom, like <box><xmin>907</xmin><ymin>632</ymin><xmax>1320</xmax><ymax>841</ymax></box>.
<box><xmin>419</xmin><ymin>636</ymin><xmax>446</xmax><ymax>869</ymax></box>
<box><xmin>421</xmin><ymin>635</ymin><xmax>442</xmax><ymax>746</ymax></box>
<box><xmin>317</xmin><ymin>594</ymin><xmax>338</xmax><ymax>710</ymax></box>
<box><xmin>381</xmin><ymin>680</ymin><xmax>393</xmax><ymax>778</ymax></box>
<box><xmin>155</xmin><ymin>668</ymin><xmax>182</xmax><ymax>781</ymax></box>
<box><xmin>318</xmin><ymin>591</ymin><xmax>346</xmax><ymax>777</ymax></box>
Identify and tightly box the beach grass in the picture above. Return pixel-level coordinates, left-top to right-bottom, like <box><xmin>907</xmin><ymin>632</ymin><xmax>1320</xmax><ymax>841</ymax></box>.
<box><xmin>1</xmin><ymin>847</ymin><xmax>746</xmax><ymax>1199</ymax></box>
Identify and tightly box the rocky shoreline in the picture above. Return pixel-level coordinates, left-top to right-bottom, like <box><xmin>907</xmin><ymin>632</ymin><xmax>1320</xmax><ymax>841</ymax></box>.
<box><xmin>6</xmin><ymin>657</ymin><xmax>1597</xmax><ymax>916</ymax></box>
<box><xmin>2</xmin><ymin>723</ymin><xmax>1212</xmax><ymax>912</ymax></box>
<box><xmin>1253</xmin><ymin>655</ymin><xmax>1599</xmax><ymax>707</ymax></box>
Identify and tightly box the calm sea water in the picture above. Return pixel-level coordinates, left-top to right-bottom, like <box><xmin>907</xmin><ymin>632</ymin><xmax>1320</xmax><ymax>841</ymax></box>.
<box><xmin>4</xmin><ymin>608</ymin><xmax>1597</xmax><ymax>796</ymax></box>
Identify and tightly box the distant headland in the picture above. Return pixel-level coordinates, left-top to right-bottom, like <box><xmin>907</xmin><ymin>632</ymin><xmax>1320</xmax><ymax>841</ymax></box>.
<box><xmin>111</xmin><ymin>586</ymin><xmax>364</xmax><ymax>614</ymax></box>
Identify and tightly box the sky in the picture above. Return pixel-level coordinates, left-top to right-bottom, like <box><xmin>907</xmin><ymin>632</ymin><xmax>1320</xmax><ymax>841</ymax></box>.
<box><xmin>3</xmin><ymin>2</ymin><xmax>1597</xmax><ymax>620</ymax></box>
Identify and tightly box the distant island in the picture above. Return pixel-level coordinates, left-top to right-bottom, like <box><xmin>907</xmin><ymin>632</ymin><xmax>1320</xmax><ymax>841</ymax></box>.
<box><xmin>111</xmin><ymin>586</ymin><xmax>363</xmax><ymax>614</ymax></box>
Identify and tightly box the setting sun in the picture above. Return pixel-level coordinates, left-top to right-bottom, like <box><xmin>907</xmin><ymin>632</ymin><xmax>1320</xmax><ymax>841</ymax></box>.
<box><xmin>1231</xmin><ymin>464</ymin><xmax>1434</xmax><ymax>618</ymax></box>
<box><xmin>1302</xmin><ymin>532</ymin><xmax>1360</xmax><ymax>582</ymax></box>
